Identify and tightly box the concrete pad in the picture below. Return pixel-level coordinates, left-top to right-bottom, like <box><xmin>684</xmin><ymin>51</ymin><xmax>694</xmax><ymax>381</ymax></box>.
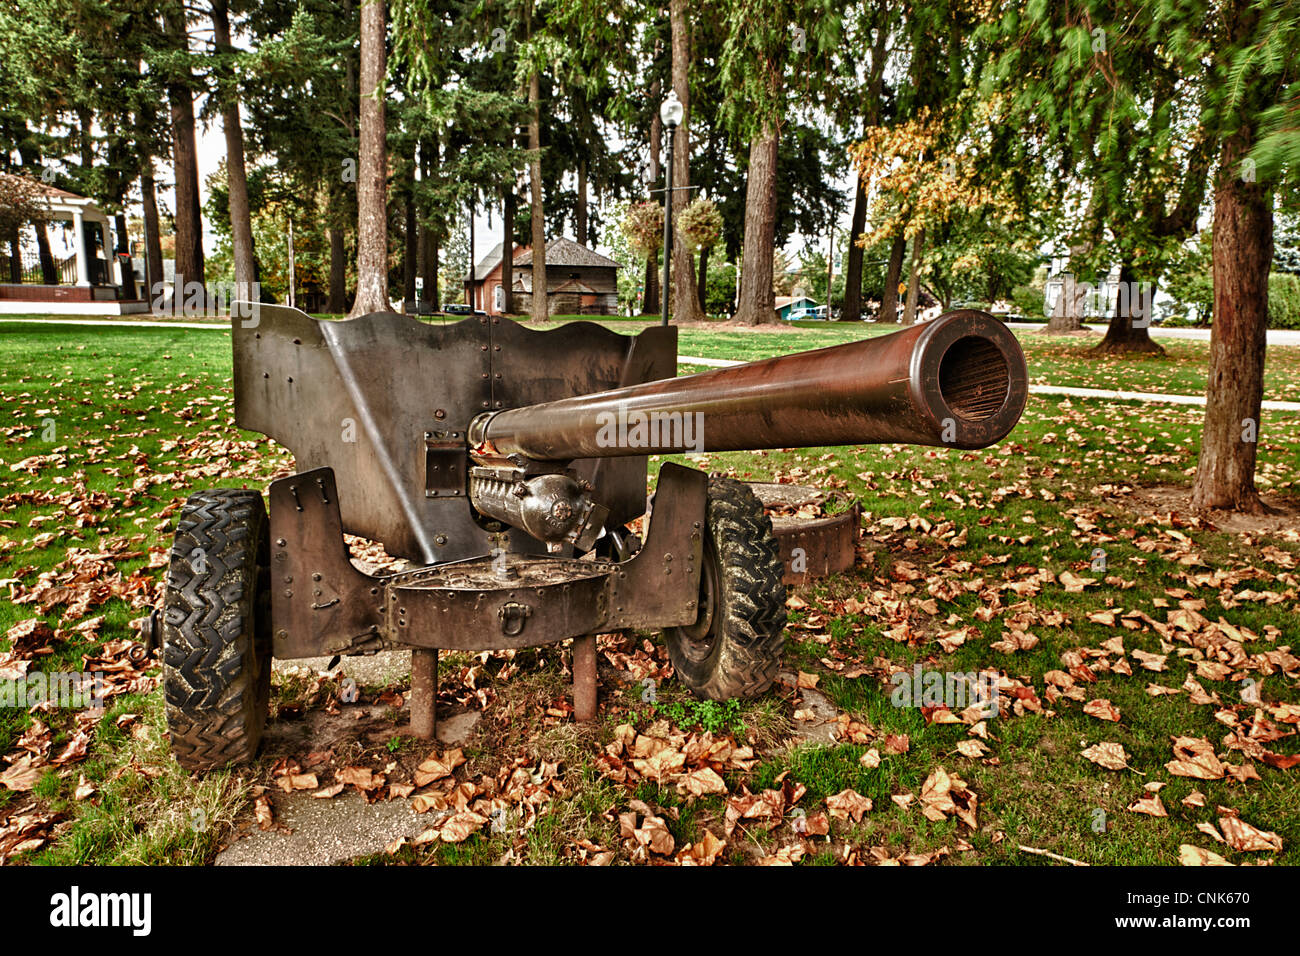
<box><xmin>779</xmin><ymin>670</ymin><xmax>840</xmax><ymax>748</ymax></box>
<box><xmin>274</xmin><ymin>649</ymin><xmax>411</xmax><ymax>687</ymax></box>
<box><xmin>436</xmin><ymin>711</ymin><xmax>480</xmax><ymax>746</ymax></box>
<box><xmin>215</xmin><ymin>789</ymin><xmax>437</xmax><ymax>866</ymax></box>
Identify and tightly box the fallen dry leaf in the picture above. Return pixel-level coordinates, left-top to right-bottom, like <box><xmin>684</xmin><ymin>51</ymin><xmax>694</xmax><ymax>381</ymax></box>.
<box><xmin>1179</xmin><ymin>844</ymin><xmax>1233</xmax><ymax>866</ymax></box>
<box><xmin>1127</xmin><ymin>792</ymin><xmax>1167</xmax><ymax>817</ymax></box>
<box><xmin>1081</xmin><ymin>741</ymin><xmax>1131</xmax><ymax>771</ymax></box>
<box><xmin>1083</xmin><ymin>698</ymin><xmax>1122</xmax><ymax>722</ymax></box>
<box><xmin>1218</xmin><ymin>815</ymin><xmax>1282</xmax><ymax>853</ymax></box>
<box><xmin>1165</xmin><ymin>737</ymin><xmax>1224</xmax><ymax>780</ymax></box>
<box><xmin>826</xmin><ymin>788</ymin><xmax>873</xmax><ymax>823</ymax></box>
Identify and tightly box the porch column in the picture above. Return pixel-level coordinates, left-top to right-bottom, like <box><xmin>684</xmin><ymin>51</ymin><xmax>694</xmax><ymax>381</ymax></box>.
<box><xmin>72</xmin><ymin>210</ymin><xmax>90</xmax><ymax>287</ymax></box>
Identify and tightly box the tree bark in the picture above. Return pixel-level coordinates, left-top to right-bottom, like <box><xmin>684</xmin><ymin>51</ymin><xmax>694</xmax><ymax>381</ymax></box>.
<box><xmin>734</xmin><ymin>122</ymin><xmax>779</xmax><ymax>325</ymax></box>
<box><xmin>211</xmin><ymin>0</ymin><xmax>256</xmax><ymax>303</ymax></box>
<box><xmin>528</xmin><ymin>67</ymin><xmax>547</xmax><ymax>321</ymax></box>
<box><xmin>140</xmin><ymin>169</ymin><xmax>164</xmax><ymax>300</ymax></box>
<box><xmin>467</xmin><ymin>202</ymin><xmax>475</xmax><ymax>305</ymax></box>
<box><xmin>902</xmin><ymin>228</ymin><xmax>925</xmax><ymax>324</ymax></box>
<box><xmin>403</xmin><ymin>174</ymin><xmax>418</xmax><ymax>311</ymax></box>
<box><xmin>329</xmin><ymin>222</ymin><xmax>346</xmax><ymax>313</ymax></box>
<box><xmin>576</xmin><ymin>157</ymin><xmax>588</xmax><ymax>246</ymax></box>
<box><xmin>669</xmin><ymin>0</ymin><xmax>704</xmax><ymax>323</ymax></box>
<box><xmin>642</xmin><ymin>77</ymin><xmax>662</xmax><ymax>316</ymax></box>
<box><xmin>841</xmin><ymin>27</ymin><xmax>889</xmax><ymax>323</ymax></box>
<box><xmin>1190</xmin><ymin>125</ymin><xmax>1273</xmax><ymax>513</ymax></box>
<box><xmin>878</xmin><ymin>232</ymin><xmax>906</xmax><ymax>322</ymax></box>
<box><xmin>841</xmin><ymin>177</ymin><xmax>868</xmax><ymax>321</ymax></box>
<box><xmin>502</xmin><ymin>177</ymin><xmax>515</xmax><ymax>314</ymax></box>
<box><xmin>348</xmin><ymin>0</ymin><xmax>390</xmax><ymax>317</ymax></box>
<box><xmin>5</xmin><ymin>232</ymin><xmax>19</xmax><ymax>283</ymax></box>
<box><xmin>696</xmin><ymin>244</ymin><xmax>710</xmax><ymax>312</ymax></box>
<box><xmin>1046</xmin><ymin>271</ymin><xmax>1087</xmax><ymax>332</ymax></box>
<box><xmin>419</xmin><ymin>134</ymin><xmax>437</xmax><ymax>312</ymax></box>
<box><xmin>165</xmin><ymin>6</ymin><xmax>205</xmax><ymax>299</ymax></box>
<box><xmin>33</xmin><ymin>222</ymin><xmax>56</xmax><ymax>284</ymax></box>
<box><xmin>1090</xmin><ymin>262</ymin><xmax>1163</xmax><ymax>353</ymax></box>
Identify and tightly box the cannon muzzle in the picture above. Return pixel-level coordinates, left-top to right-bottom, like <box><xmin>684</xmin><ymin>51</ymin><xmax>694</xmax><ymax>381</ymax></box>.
<box><xmin>469</xmin><ymin>310</ymin><xmax>1027</xmax><ymax>464</ymax></box>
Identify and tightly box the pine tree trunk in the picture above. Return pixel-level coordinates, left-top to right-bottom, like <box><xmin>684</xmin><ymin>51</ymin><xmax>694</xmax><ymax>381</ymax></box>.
<box><xmin>1190</xmin><ymin>125</ymin><xmax>1273</xmax><ymax>514</ymax></box>
<box><xmin>423</xmin><ymin>133</ymin><xmax>439</xmax><ymax>311</ymax></box>
<box><xmin>528</xmin><ymin>68</ymin><xmax>547</xmax><ymax>321</ymax></box>
<box><xmin>34</xmin><ymin>222</ymin><xmax>56</xmax><ymax>284</ymax></box>
<box><xmin>165</xmin><ymin>7</ymin><xmax>204</xmax><ymax>300</ymax></box>
<box><xmin>903</xmin><ymin>228</ymin><xmax>925</xmax><ymax>324</ymax></box>
<box><xmin>734</xmin><ymin>122</ymin><xmax>779</xmax><ymax>325</ymax></box>
<box><xmin>5</xmin><ymin>232</ymin><xmax>19</xmax><ymax>283</ymax></box>
<box><xmin>502</xmin><ymin>179</ymin><xmax>515</xmax><ymax>314</ymax></box>
<box><xmin>140</xmin><ymin>169</ymin><xmax>164</xmax><ymax>300</ymax></box>
<box><xmin>211</xmin><ymin>0</ymin><xmax>256</xmax><ymax>302</ymax></box>
<box><xmin>1091</xmin><ymin>262</ymin><xmax>1163</xmax><ymax>353</ymax></box>
<box><xmin>841</xmin><ymin>176</ymin><xmax>868</xmax><ymax>321</ymax></box>
<box><xmin>467</xmin><ymin>205</ymin><xmax>475</xmax><ymax>305</ymax></box>
<box><xmin>643</xmin><ymin>255</ymin><xmax>659</xmax><ymax>315</ymax></box>
<box><xmin>696</xmin><ymin>244</ymin><xmax>710</xmax><ymax>312</ymax></box>
<box><xmin>429</xmin><ymin>232</ymin><xmax>440</xmax><ymax>309</ymax></box>
<box><xmin>643</xmin><ymin>78</ymin><xmax>662</xmax><ymax>316</ymax></box>
<box><xmin>879</xmin><ymin>232</ymin><xmax>906</xmax><ymax>322</ymax></box>
<box><xmin>576</xmin><ymin>158</ymin><xmax>588</xmax><ymax>246</ymax></box>
<box><xmin>329</xmin><ymin>223</ymin><xmax>346</xmax><ymax>313</ymax></box>
<box><xmin>348</xmin><ymin>0</ymin><xmax>390</xmax><ymax>317</ymax></box>
<box><xmin>669</xmin><ymin>0</ymin><xmax>704</xmax><ymax>323</ymax></box>
<box><xmin>403</xmin><ymin>179</ymin><xmax>418</xmax><ymax>311</ymax></box>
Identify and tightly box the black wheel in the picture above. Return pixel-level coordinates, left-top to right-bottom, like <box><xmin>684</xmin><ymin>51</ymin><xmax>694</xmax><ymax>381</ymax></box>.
<box><xmin>162</xmin><ymin>489</ymin><xmax>272</xmax><ymax>771</ymax></box>
<box><xmin>664</xmin><ymin>476</ymin><xmax>786</xmax><ymax>699</ymax></box>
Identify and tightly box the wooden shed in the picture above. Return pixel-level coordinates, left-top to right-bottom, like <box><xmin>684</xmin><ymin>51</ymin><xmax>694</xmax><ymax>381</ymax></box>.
<box><xmin>467</xmin><ymin>237</ymin><xmax>619</xmax><ymax>316</ymax></box>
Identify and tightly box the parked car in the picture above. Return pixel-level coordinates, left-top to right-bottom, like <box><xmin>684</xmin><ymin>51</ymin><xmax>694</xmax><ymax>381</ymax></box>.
<box><xmin>787</xmin><ymin>306</ymin><xmax>828</xmax><ymax>321</ymax></box>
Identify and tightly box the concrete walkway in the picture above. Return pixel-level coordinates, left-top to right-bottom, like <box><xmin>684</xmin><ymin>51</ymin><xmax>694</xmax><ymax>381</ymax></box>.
<box><xmin>1004</xmin><ymin>322</ymin><xmax>1300</xmax><ymax>346</ymax></box>
<box><xmin>0</xmin><ymin>317</ymin><xmax>226</xmax><ymax>330</ymax></box>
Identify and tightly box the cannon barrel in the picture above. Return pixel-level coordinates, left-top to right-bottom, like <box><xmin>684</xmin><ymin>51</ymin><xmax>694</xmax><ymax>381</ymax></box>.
<box><xmin>469</xmin><ymin>310</ymin><xmax>1027</xmax><ymax>463</ymax></box>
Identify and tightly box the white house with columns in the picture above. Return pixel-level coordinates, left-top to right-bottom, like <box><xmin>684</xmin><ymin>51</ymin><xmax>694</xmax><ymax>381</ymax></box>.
<box><xmin>0</xmin><ymin>175</ymin><xmax>149</xmax><ymax>314</ymax></box>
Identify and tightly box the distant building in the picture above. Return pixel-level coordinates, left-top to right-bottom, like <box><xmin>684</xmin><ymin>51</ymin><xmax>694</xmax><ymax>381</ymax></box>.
<box><xmin>0</xmin><ymin>176</ymin><xmax>148</xmax><ymax>315</ymax></box>
<box><xmin>466</xmin><ymin>237</ymin><xmax>619</xmax><ymax>316</ymax></box>
<box><xmin>774</xmin><ymin>295</ymin><xmax>818</xmax><ymax>321</ymax></box>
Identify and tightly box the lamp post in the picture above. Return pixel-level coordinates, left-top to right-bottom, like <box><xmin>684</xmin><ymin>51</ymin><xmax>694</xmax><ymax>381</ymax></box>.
<box><xmin>659</xmin><ymin>90</ymin><xmax>683</xmax><ymax>326</ymax></box>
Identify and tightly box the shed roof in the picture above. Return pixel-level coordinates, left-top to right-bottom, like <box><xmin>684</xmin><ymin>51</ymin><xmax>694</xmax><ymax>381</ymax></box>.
<box><xmin>514</xmin><ymin>237</ymin><xmax>619</xmax><ymax>269</ymax></box>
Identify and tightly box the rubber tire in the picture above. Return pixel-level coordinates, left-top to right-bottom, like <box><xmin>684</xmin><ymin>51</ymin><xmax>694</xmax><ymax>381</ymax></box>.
<box><xmin>664</xmin><ymin>476</ymin><xmax>787</xmax><ymax>700</ymax></box>
<box><xmin>163</xmin><ymin>489</ymin><xmax>272</xmax><ymax>771</ymax></box>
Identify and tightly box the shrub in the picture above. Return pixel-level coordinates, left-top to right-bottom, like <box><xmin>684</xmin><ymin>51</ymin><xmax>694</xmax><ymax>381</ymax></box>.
<box><xmin>1269</xmin><ymin>272</ymin><xmax>1300</xmax><ymax>329</ymax></box>
<box><xmin>1010</xmin><ymin>283</ymin><xmax>1046</xmax><ymax>319</ymax></box>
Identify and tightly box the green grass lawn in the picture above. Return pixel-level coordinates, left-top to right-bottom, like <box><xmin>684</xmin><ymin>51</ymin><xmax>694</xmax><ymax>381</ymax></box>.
<box><xmin>1</xmin><ymin>318</ymin><xmax>1297</xmax><ymax>866</ymax></box>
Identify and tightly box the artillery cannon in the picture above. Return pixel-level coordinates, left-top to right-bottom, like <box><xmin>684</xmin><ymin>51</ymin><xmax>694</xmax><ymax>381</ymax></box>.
<box><xmin>158</xmin><ymin>305</ymin><xmax>1026</xmax><ymax>770</ymax></box>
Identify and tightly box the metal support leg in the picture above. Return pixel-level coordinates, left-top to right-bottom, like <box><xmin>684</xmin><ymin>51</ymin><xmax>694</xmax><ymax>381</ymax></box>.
<box><xmin>572</xmin><ymin>634</ymin><xmax>597</xmax><ymax>722</ymax></box>
<box><xmin>410</xmin><ymin>648</ymin><xmax>438</xmax><ymax>738</ymax></box>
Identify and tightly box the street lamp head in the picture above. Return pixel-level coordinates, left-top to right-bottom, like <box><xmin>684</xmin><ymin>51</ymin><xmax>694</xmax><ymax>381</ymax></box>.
<box><xmin>660</xmin><ymin>90</ymin><xmax>684</xmax><ymax>129</ymax></box>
